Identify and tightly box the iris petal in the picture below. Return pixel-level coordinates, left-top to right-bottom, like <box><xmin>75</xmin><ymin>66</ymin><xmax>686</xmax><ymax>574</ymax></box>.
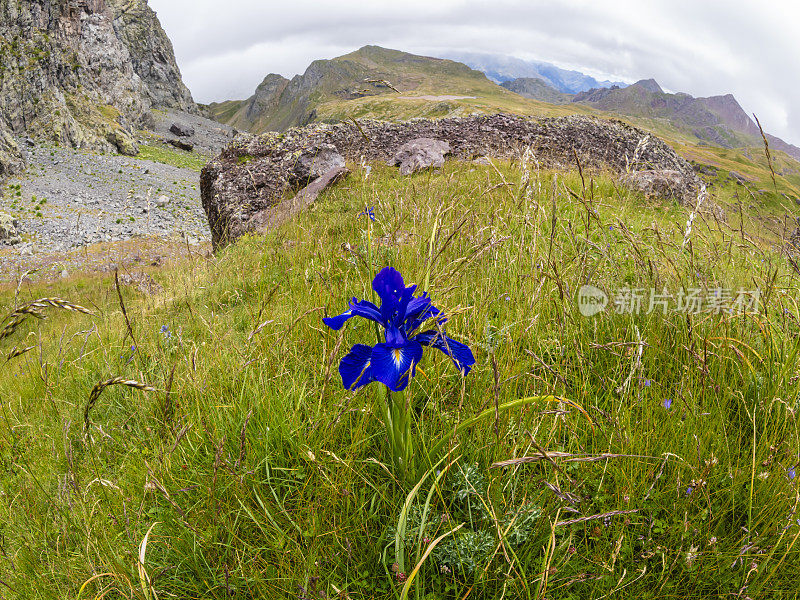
<box><xmin>348</xmin><ymin>298</ymin><xmax>382</xmax><ymax>322</ymax></box>
<box><xmin>323</xmin><ymin>310</ymin><xmax>354</xmax><ymax>331</ymax></box>
<box><xmin>324</xmin><ymin>298</ymin><xmax>382</xmax><ymax>330</ymax></box>
<box><xmin>339</xmin><ymin>344</ymin><xmax>375</xmax><ymax>390</ymax></box>
<box><xmin>372</xmin><ymin>267</ymin><xmax>407</xmax><ymax>306</ymax></box>
<box><xmin>371</xmin><ymin>341</ymin><xmax>423</xmax><ymax>392</ymax></box>
<box><xmin>415</xmin><ymin>331</ymin><xmax>476</xmax><ymax>375</ymax></box>
<box><xmin>404</xmin><ymin>293</ymin><xmax>445</xmax><ymax>333</ymax></box>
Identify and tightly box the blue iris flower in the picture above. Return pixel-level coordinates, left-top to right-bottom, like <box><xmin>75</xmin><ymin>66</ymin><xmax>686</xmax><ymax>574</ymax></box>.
<box><xmin>359</xmin><ymin>206</ymin><xmax>376</xmax><ymax>221</ymax></box>
<box><xmin>324</xmin><ymin>267</ymin><xmax>476</xmax><ymax>392</ymax></box>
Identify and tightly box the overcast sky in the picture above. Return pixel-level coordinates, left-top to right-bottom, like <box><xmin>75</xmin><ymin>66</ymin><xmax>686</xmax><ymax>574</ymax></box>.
<box><xmin>149</xmin><ymin>0</ymin><xmax>800</xmax><ymax>146</ymax></box>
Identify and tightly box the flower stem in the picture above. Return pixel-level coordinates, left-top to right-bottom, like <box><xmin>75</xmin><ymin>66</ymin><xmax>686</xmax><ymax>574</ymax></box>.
<box><xmin>388</xmin><ymin>390</ymin><xmax>415</xmax><ymax>483</ymax></box>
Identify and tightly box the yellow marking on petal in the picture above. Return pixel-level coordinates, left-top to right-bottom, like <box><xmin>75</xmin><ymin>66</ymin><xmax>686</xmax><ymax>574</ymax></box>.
<box><xmin>392</xmin><ymin>348</ymin><xmax>404</xmax><ymax>367</ymax></box>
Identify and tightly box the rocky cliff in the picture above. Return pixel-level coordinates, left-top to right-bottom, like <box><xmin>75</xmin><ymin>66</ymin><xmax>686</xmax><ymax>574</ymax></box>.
<box><xmin>106</xmin><ymin>0</ymin><xmax>195</xmax><ymax>112</ymax></box>
<box><xmin>0</xmin><ymin>0</ymin><xmax>195</xmax><ymax>165</ymax></box>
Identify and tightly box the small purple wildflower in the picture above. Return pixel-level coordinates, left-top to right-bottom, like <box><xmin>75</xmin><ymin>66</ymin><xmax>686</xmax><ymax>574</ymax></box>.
<box><xmin>358</xmin><ymin>206</ymin><xmax>376</xmax><ymax>221</ymax></box>
<box><xmin>160</xmin><ymin>325</ymin><xmax>172</xmax><ymax>340</ymax></box>
<box><xmin>644</xmin><ymin>378</ymin><xmax>651</xmax><ymax>387</ymax></box>
<box><xmin>662</xmin><ymin>398</ymin><xmax>673</xmax><ymax>410</ymax></box>
<box><xmin>789</xmin><ymin>466</ymin><xmax>796</xmax><ymax>480</ymax></box>
<box><xmin>686</xmin><ymin>486</ymin><xmax>693</xmax><ymax>496</ymax></box>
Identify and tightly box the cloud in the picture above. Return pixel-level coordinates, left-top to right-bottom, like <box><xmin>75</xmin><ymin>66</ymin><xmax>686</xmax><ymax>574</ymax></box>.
<box><xmin>149</xmin><ymin>0</ymin><xmax>800</xmax><ymax>145</ymax></box>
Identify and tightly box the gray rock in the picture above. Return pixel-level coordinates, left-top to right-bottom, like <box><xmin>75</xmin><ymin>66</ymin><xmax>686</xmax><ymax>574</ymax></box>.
<box><xmin>60</xmin><ymin>269</ymin><xmax>69</xmax><ymax>279</ymax></box>
<box><xmin>249</xmin><ymin>167</ymin><xmax>350</xmax><ymax>234</ymax></box>
<box><xmin>107</xmin><ymin>131</ymin><xmax>140</xmax><ymax>156</ymax></box>
<box><xmin>155</xmin><ymin>195</ymin><xmax>170</xmax><ymax>208</ymax></box>
<box><xmin>168</xmin><ymin>138</ymin><xmax>194</xmax><ymax>152</ymax></box>
<box><xmin>0</xmin><ymin>212</ymin><xmax>19</xmax><ymax>242</ymax></box>
<box><xmin>729</xmin><ymin>171</ymin><xmax>749</xmax><ymax>185</ymax></box>
<box><xmin>170</xmin><ymin>123</ymin><xmax>196</xmax><ymax>137</ymax></box>
<box><xmin>291</xmin><ymin>144</ymin><xmax>345</xmax><ymax>183</ymax></box>
<box><xmin>391</xmin><ymin>138</ymin><xmax>451</xmax><ymax>175</ymax></box>
<box><xmin>140</xmin><ymin>112</ymin><xmax>157</xmax><ymax>131</ymax></box>
<box><xmin>0</xmin><ymin>125</ymin><xmax>25</xmax><ymax>181</ymax></box>
<box><xmin>0</xmin><ymin>0</ymin><xmax>196</xmax><ymax>156</ymax></box>
<box><xmin>620</xmin><ymin>170</ymin><xmax>694</xmax><ymax>202</ymax></box>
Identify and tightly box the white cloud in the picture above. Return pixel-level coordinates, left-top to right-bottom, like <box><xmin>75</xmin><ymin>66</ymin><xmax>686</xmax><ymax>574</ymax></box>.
<box><xmin>149</xmin><ymin>0</ymin><xmax>800</xmax><ymax>145</ymax></box>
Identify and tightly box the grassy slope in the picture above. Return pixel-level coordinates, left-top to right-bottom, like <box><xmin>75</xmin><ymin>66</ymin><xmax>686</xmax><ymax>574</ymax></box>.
<box><xmin>1</xmin><ymin>160</ymin><xmax>800</xmax><ymax>598</ymax></box>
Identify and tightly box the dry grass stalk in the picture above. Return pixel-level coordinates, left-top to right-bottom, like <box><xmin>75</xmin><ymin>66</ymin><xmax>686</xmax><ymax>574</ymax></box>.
<box><xmin>0</xmin><ymin>297</ymin><xmax>92</xmax><ymax>341</ymax></box>
<box><xmin>6</xmin><ymin>344</ymin><xmax>36</xmax><ymax>362</ymax></box>
<box><xmin>752</xmin><ymin>113</ymin><xmax>778</xmax><ymax>194</ymax></box>
<box><xmin>491</xmin><ymin>452</ymin><xmax>656</xmax><ymax>468</ymax></box>
<box><xmin>555</xmin><ymin>509</ymin><xmax>638</xmax><ymax>528</ymax></box>
<box><xmin>84</xmin><ymin>377</ymin><xmax>157</xmax><ymax>432</ymax></box>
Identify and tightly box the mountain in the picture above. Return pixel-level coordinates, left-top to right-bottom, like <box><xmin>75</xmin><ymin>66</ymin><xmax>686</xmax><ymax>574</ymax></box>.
<box><xmin>571</xmin><ymin>79</ymin><xmax>800</xmax><ymax>160</ymax></box>
<box><xmin>442</xmin><ymin>51</ymin><xmax>628</xmax><ymax>93</ymax></box>
<box><xmin>500</xmin><ymin>77</ymin><xmax>572</xmax><ymax>104</ymax></box>
<box><xmin>208</xmin><ymin>45</ymin><xmax>515</xmax><ymax>133</ymax></box>
<box><xmin>0</xmin><ymin>0</ymin><xmax>195</xmax><ymax>166</ymax></box>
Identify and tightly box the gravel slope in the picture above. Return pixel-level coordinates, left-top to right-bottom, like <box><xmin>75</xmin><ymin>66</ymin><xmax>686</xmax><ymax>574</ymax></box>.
<box><xmin>0</xmin><ymin>110</ymin><xmax>234</xmax><ymax>281</ymax></box>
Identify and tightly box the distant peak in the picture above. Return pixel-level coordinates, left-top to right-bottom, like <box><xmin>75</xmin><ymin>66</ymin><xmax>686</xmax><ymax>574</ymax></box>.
<box><xmin>631</xmin><ymin>79</ymin><xmax>663</xmax><ymax>93</ymax></box>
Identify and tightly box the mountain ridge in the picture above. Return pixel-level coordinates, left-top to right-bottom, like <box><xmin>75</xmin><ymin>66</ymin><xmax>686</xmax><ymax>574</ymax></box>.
<box><xmin>208</xmin><ymin>45</ymin><xmax>515</xmax><ymax>134</ymax></box>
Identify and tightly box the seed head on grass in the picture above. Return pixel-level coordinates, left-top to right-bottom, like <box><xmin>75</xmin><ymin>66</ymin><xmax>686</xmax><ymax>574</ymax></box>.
<box><xmin>84</xmin><ymin>377</ymin><xmax>158</xmax><ymax>433</ymax></box>
<box><xmin>0</xmin><ymin>297</ymin><xmax>93</xmax><ymax>342</ymax></box>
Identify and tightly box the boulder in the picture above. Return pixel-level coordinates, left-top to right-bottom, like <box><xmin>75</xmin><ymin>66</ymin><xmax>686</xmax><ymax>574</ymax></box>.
<box><xmin>391</xmin><ymin>138</ymin><xmax>451</xmax><ymax>175</ymax></box>
<box><xmin>170</xmin><ymin>123</ymin><xmax>195</xmax><ymax>137</ymax></box>
<box><xmin>620</xmin><ymin>170</ymin><xmax>693</xmax><ymax>202</ymax></box>
<box><xmin>168</xmin><ymin>138</ymin><xmax>194</xmax><ymax>152</ymax></box>
<box><xmin>729</xmin><ymin>171</ymin><xmax>749</xmax><ymax>185</ymax></box>
<box><xmin>140</xmin><ymin>112</ymin><xmax>157</xmax><ymax>131</ymax></box>
<box><xmin>202</xmin><ymin>113</ymin><xmax>704</xmax><ymax>251</ymax></box>
<box><xmin>106</xmin><ymin>130</ymin><xmax>140</xmax><ymax>156</ymax></box>
<box><xmin>0</xmin><ymin>212</ymin><xmax>21</xmax><ymax>245</ymax></box>
<box><xmin>290</xmin><ymin>144</ymin><xmax>345</xmax><ymax>183</ymax></box>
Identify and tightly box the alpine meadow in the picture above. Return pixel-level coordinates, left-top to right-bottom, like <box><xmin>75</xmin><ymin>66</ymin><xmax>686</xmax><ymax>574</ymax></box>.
<box><xmin>1</xmin><ymin>1</ymin><xmax>800</xmax><ymax>599</ymax></box>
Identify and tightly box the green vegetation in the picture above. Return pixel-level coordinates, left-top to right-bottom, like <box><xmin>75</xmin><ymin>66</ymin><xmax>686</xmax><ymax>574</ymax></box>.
<box><xmin>1</xmin><ymin>161</ymin><xmax>800</xmax><ymax>598</ymax></box>
<box><xmin>136</xmin><ymin>144</ymin><xmax>210</xmax><ymax>172</ymax></box>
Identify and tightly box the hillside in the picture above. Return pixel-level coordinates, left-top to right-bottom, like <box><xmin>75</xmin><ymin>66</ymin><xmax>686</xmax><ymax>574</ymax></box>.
<box><xmin>572</xmin><ymin>79</ymin><xmax>800</xmax><ymax>160</ymax></box>
<box><xmin>207</xmin><ymin>46</ymin><xmax>800</xmax><ymax>181</ymax></box>
<box><xmin>2</xmin><ymin>153</ymin><xmax>800</xmax><ymax>597</ymax></box>
<box><xmin>208</xmin><ymin>45</ymin><xmax>526</xmax><ymax>133</ymax></box>
<box><xmin>500</xmin><ymin>77</ymin><xmax>573</xmax><ymax>104</ymax></box>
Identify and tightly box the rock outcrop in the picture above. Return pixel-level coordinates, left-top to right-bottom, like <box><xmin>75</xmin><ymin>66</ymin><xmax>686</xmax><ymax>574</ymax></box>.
<box><xmin>620</xmin><ymin>170</ymin><xmax>693</xmax><ymax>202</ymax></box>
<box><xmin>201</xmin><ymin>113</ymin><xmax>703</xmax><ymax>251</ymax></box>
<box><xmin>106</xmin><ymin>0</ymin><xmax>196</xmax><ymax>113</ymax></box>
<box><xmin>0</xmin><ymin>123</ymin><xmax>25</xmax><ymax>181</ymax></box>
<box><xmin>0</xmin><ymin>0</ymin><xmax>195</xmax><ymax>154</ymax></box>
<box><xmin>392</xmin><ymin>138</ymin><xmax>451</xmax><ymax>175</ymax></box>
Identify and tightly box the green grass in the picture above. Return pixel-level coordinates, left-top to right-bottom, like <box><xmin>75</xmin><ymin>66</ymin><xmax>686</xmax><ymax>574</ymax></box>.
<box><xmin>136</xmin><ymin>144</ymin><xmax>210</xmax><ymax>172</ymax></box>
<box><xmin>1</xmin><ymin>160</ymin><xmax>800</xmax><ymax>598</ymax></box>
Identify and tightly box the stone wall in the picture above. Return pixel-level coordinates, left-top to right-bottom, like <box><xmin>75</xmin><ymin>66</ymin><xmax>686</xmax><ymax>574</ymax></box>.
<box><xmin>201</xmin><ymin>113</ymin><xmax>703</xmax><ymax>250</ymax></box>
